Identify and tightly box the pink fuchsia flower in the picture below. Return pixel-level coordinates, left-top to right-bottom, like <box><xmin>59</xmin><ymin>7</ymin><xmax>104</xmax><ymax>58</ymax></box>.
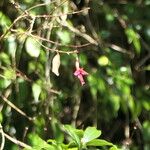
<box><xmin>74</xmin><ymin>68</ymin><xmax>88</xmax><ymax>85</ymax></box>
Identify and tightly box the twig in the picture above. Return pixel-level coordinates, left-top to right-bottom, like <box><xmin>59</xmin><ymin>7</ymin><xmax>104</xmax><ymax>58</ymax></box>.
<box><xmin>107</xmin><ymin>43</ymin><xmax>134</xmax><ymax>57</ymax></box>
<box><xmin>140</xmin><ymin>37</ymin><xmax>150</xmax><ymax>52</ymax></box>
<box><xmin>0</xmin><ymin>95</ymin><xmax>33</xmax><ymax>121</ymax></box>
<box><xmin>3</xmin><ymin>132</ymin><xmax>31</xmax><ymax>149</ymax></box>
<box><xmin>85</xmin><ymin>3</ymin><xmax>103</xmax><ymax>46</ymax></box>
<box><xmin>115</xmin><ymin>11</ymin><xmax>127</xmax><ymax>29</ymax></box>
<box><xmin>50</xmin><ymin>0</ymin><xmax>69</xmax><ymax>15</ymax></box>
<box><xmin>45</xmin><ymin>22</ymin><xmax>53</xmax><ymax>86</ymax></box>
<box><xmin>10</xmin><ymin>0</ymin><xmax>29</xmax><ymax>15</ymax></box>
<box><xmin>135</xmin><ymin>37</ymin><xmax>150</xmax><ymax>70</ymax></box>
<box><xmin>0</xmin><ymin>66</ymin><xmax>32</xmax><ymax>82</ymax></box>
<box><xmin>0</xmin><ymin>124</ymin><xmax>5</xmax><ymax>150</ymax></box>
<box><xmin>67</xmin><ymin>25</ymin><xmax>98</xmax><ymax>45</ymax></box>
<box><xmin>35</xmin><ymin>7</ymin><xmax>90</xmax><ymax>18</ymax></box>
<box><xmin>47</xmin><ymin>89</ymin><xmax>61</xmax><ymax>95</ymax></box>
<box><xmin>22</xmin><ymin>126</ymin><xmax>29</xmax><ymax>142</ymax></box>
<box><xmin>33</xmin><ymin>37</ymin><xmax>78</xmax><ymax>54</ymax></box>
<box><xmin>16</xmin><ymin>69</ymin><xmax>32</xmax><ymax>82</ymax></box>
<box><xmin>72</xmin><ymin>95</ymin><xmax>81</xmax><ymax>127</ymax></box>
<box><xmin>10</xmin><ymin>28</ymin><xmax>91</xmax><ymax>48</ymax></box>
<box><xmin>26</xmin><ymin>1</ymin><xmax>56</xmax><ymax>12</ymax></box>
<box><xmin>76</xmin><ymin>107</ymin><xmax>95</xmax><ymax>128</ymax></box>
<box><xmin>27</xmin><ymin>33</ymin><xmax>91</xmax><ymax>48</ymax></box>
<box><xmin>135</xmin><ymin>53</ymin><xmax>150</xmax><ymax>70</ymax></box>
<box><xmin>0</xmin><ymin>88</ymin><xmax>12</xmax><ymax>114</ymax></box>
<box><xmin>0</xmin><ymin>14</ymin><xmax>28</xmax><ymax>41</ymax></box>
<box><xmin>28</xmin><ymin>16</ymin><xmax>35</xmax><ymax>34</ymax></box>
<box><xmin>60</xmin><ymin>20</ymin><xmax>98</xmax><ymax>45</ymax></box>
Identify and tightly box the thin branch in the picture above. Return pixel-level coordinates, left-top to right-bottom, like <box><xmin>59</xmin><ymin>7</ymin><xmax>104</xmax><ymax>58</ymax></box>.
<box><xmin>0</xmin><ymin>66</ymin><xmax>32</xmax><ymax>82</ymax></box>
<box><xmin>28</xmin><ymin>16</ymin><xmax>36</xmax><ymax>34</ymax></box>
<box><xmin>26</xmin><ymin>1</ymin><xmax>56</xmax><ymax>12</ymax></box>
<box><xmin>27</xmin><ymin>32</ymin><xmax>91</xmax><ymax>48</ymax></box>
<box><xmin>85</xmin><ymin>3</ymin><xmax>103</xmax><ymax>46</ymax></box>
<box><xmin>72</xmin><ymin>95</ymin><xmax>81</xmax><ymax>127</ymax></box>
<box><xmin>34</xmin><ymin>38</ymin><xmax>78</xmax><ymax>54</ymax></box>
<box><xmin>10</xmin><ymin>28</ymin><xmax>91</xmax><ymax>48</ymax></box>
<box><xmin>0</xmin><ymin>124</ymin><xmax>5</xmax><ymax>150</ymax></box>
<box><xmin>35</xmin><ymin>7</ymin><xmax>90</xmax><ymax>18</ymax></box>
<box><xmin>3</xmin><ymin>132</ymin><xmax>31</xmax><ymax>149</ymax></box>
<box><xmin>107</xmin><ymin>43</ymin><xmax>134</xmax><ymax>57</ymax></box>
<box><xmin>50</xmin><ymin>0</ymin><xmax>69</xmax><ymax>15</ymax></box>
<box><xmin>22</xmin><ymin>127</ymin><xmax>29</xmax><ymax>142</ymax></box>
<box><xmin>10</xmin><ymin>0</ymin><xmax>29</xmax><ymax>15</ymax></box>
<box><xmin>47</xmin><ymin>89</ymin><xmax>61</xmax><ymax>95</ymax></box>
<box><xmin>44</xmin><ymin>21</ymin><xmax>53</xmax><ymax>86</ymax></box>
<box><xmin>135</xmin><ymin>36</ymin><xmax>150</xmax><ymax>70</ymax></box>
<box><xmin>135</xmin><ymin>53</ymin><xmax>150</xmax><ymax>70</ymax></box>
<box><xmin>0</xmin><ymin>95</ymin><xmax>33</xmax><ymax>121</ymax></box>
<box><xmin>59</xmin><ymin>20</ymin><xmax>98</xmax><ymax>45</ymax></box>
<box><xmin>0</xmin><ymin>14</ymin><xmax>28</xmax><ymax>41</ymax></box>
<box><xmin>16</xmin><ymin>69</ymin><xmax>32</xmax><ymax>82</ymax></box>
<box><xmin>140</xmin><ymin>37</ymin><xmax>150</xmax><ymax>52</ymax></box>
<box><xmin>115</xmin><ymin>11</ymin><xmax>127</xmax><ymax>29</ymax></box>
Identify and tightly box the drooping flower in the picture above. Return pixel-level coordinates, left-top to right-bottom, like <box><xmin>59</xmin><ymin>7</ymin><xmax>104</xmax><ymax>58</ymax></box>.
<box><xmin>74</xmin><ymin>68</ymin><xmax>88</xmax><ymax>85</ymax></box>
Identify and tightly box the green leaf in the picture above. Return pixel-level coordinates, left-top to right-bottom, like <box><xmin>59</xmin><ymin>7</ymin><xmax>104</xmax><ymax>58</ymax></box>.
<box><xmin>86</xmin><ymin>139</ymin><xmax>113</xmax><ymax>147</ymax></box>
<box><xmin>64</xmin><ymin>125</ymin><xmax>81</xmax><ymax>148</ymax></box>
<box><xmin>81</xmin><ymin>127</ymin><xmax>101</xmax><ymax>144</ymax></box>
<box><xmin>32</xmin><ymin>83</ymin><xmax>41</xmax><ymax>102</ymax></box>
<box><xmin>25</xmin><ymin>37</ymin><xmax>40</xmax><ymax>57</ymax></box>
<box><xmin>28</xmin><ymin>133</ymin><xmax>56</xmax><ymax>150</ymax></box>
<box><xmin>110</xmin><ymin>94</ymin><xmax>120</xmax><ymax>113</ymax></box>
<box><xmin>142</xmin><ymin>99</ymin><xmax>150</xmax><ymax>111</ymax></box>
<box><xmin>98</xmin><ymin>55</ymin><xmax>109</xmax><ymax>66</ymax></box>
<box><xmin>106</xmin><ymin>13</ymin><xmax>115</xmax><ymax>22</ymax></box>
<box><xmin>0</xmin><ymin>78</ymin><xmax>11</xmax><ymax>89</ymax></box>
<box><xmin>68</xmin><ymin>147</ymin><xmax>79</xmax><ymax>150</ymax></box>
<box><xmin>3</xmin><ymin>67</ymin><xmax>16</xmax><ymax>80</ymax></box>
<box><xmin>0</xmin><ymin>11</ymin><xmax>11</xmax><ymax>32</ymax></box>
<box><xmin>144</xmin><ymin>65</ymin><xmax>150</xmax><ymax>71</ymax></box>
<box><xmin>51</xmin><ymin>121</ymin><xmax>64</xmax><ymax>143</ymax></box>
<box><xmin>57</xmin><ymin>30</ymin><xmax>71</xmax><ymax>44</ymax></box>
<box><xmin>133</xmin><ymin>37</ymin><xmax>141</xmax><ymax>54</ymax></box>
<box><xmin>7</xmin><ymin>35</ymin><xmax>17</xmax><ymax>57</ymax></box>
<box><xmin>143</xmin><ymin>121</ymin><xmax>150</xmax><ymax>141</ymax></box>
<box><xmin>0</xmin><ymin>52</ymin><xmax>11</xmax><ymax>65</ymax></box>
<box><xmin>68</xmin><ymin>148</ymin><xmax>78</xmax><ymax>150</ymax></box>
<box><xmin>109</xmin><ymin>145</ymin><xmax>119</xmax><ymax>150</ymax></box>
<box><xmin>125</xmin><ymin>28</ymin><xmax>141</xmax><ymax>54</ymax></box>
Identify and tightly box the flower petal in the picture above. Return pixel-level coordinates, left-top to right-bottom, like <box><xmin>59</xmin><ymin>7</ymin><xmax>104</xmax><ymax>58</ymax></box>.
<box><xmin>80</xmin><ymin>68</ymin><xmax>88</xmax><ymax>75</ymax></box>
<box><xmin>77</xmin><ymin>74</ymin><xmax>85</xmax><ymax>85</ymax></box>
<box><xmin>74</xmin><ymin>67</ymin><xmax>88</xmax><ymax>85</ymax></box>
<box><xmin>74</xmin><ymin>70</ymin><xmax>80</xmax><ymax>76</ymax></box>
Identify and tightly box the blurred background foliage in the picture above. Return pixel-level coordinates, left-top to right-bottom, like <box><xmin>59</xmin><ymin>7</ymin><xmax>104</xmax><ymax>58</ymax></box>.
<box><xmin>0</xmin><ymin>0</ymin><xmax>150</xmax><ymax>149</ymax></box>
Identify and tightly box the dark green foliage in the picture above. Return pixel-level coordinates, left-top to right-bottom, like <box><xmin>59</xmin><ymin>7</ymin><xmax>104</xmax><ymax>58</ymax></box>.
<box><xmin>0</xmin><ymin>0</ymin><xmax>150</xmax><ymax>149</ymax></box>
